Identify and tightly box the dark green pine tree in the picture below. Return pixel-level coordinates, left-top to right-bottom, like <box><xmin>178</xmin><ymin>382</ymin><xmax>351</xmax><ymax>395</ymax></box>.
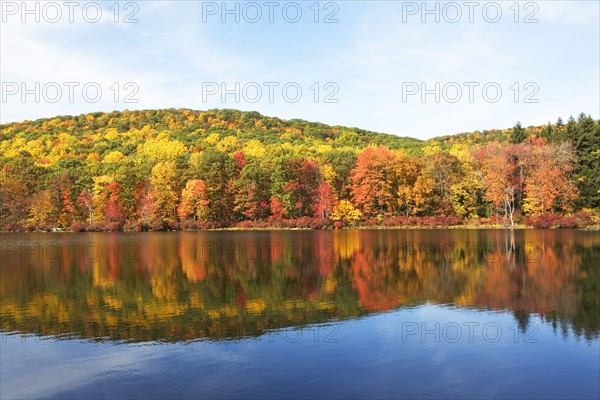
<box><xmin>554</xmin><ymin>117</ymin><xmax>565</xmax><ymax>141</ymax></box>
<box><xmin>510</xmin><ymin>121</ymin><xmax>526</xmax><ymax>144</ymax></box>
<box><xmin>570</xmin><ymin>113</ymin><xmax>600</xmax><ymax>208</ymax></box>
<box><xmin>565</xmin><ymin>115</ymin><xmax>578</xmax><ymax>142</ymax></box>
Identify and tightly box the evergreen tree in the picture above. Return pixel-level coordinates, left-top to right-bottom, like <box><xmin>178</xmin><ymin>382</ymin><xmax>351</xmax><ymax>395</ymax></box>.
<box><xmin>572</xmin><ymin>113</ymin><xmax>600</xmax><ymax>207</ymax></box>
<box><xmin>510</xmin><ymin>122</ymin><xmax>526</xmax><ymax>144</ymax></box>
<box><xmin>555</xmin><ymin>117</ymin><xmax>564</xmax><ymax>140</ymax></box>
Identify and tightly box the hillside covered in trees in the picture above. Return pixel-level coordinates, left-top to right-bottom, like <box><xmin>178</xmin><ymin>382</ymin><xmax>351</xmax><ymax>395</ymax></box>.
<box><xmin>0</xmin><ymin>109</ymin><xmax>598</xmax><ymax>231</ymax></box>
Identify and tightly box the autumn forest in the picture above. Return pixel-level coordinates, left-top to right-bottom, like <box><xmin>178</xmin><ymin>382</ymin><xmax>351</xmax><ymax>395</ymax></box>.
<box><xmin>1</xmin><ymin>109</ymin><xmax>598</xmax><ymax>231</ymax></box>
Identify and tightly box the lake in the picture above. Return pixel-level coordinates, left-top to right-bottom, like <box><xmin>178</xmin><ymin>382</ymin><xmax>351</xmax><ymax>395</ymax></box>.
<box><xmin>1</xmin><ymin>229</ymin><xmax>599</xmax><ymax>399</ymax></box>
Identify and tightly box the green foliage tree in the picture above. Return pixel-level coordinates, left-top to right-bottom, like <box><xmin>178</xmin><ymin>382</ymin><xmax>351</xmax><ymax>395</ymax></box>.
<box><xmin>195</xmin><ymin>148</ymin><xmax>236</xmax><ymax>221</ymax></box>
<box><xmin>510</xmin><ymin>122</ymin><xmax>526</xmax><ymax>144</ymax></box>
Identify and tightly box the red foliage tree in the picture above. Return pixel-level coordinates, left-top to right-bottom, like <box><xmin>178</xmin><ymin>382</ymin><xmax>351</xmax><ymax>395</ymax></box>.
<box><xmin>104</xmin><ymin>182</ymin><xmax>124</xmax><ymax>223</ymax></box>
<box><xmin>315</xmin><ymin>181</ymin><xmax>336</xmax><ymax>219</ymax></box>
<box><xmin>351</xmin><ymin>146</ymin><xmax>401</xmax><ymax>217</ymax></box>
<box><xmin>269</xmin><ymin>196</ymin><xmax>285</xmax><ymax>221</ymax></box>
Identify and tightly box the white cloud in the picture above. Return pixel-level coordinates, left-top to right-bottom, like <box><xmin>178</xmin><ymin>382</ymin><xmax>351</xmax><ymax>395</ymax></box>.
<box><xmin>1</xmin><ymin>1</ymin><xmax>597</xmax><ymax>139</ymax></box>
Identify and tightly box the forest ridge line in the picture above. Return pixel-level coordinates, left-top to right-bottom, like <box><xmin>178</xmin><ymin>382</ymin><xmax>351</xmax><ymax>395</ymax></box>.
<box><xmin>1</xmin><ymin>109</ymin><xmax>598</xmax><ymax>231</ymax></box>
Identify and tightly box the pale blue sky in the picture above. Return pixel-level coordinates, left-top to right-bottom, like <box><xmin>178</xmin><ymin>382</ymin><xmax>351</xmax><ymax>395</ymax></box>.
<box><xmin>1</xmin><ymin>0</ymin><xmax>598</xmax><ymax>139</ymax></box>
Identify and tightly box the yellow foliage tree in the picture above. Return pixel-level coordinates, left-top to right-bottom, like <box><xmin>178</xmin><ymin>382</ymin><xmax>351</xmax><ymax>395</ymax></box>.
<box><xmin>242</xmin><ymin>140</ymin><xmax>266</xmax><ymax>158</ymax></box>
<box><xmin>29</xmin><ymin>190</ymin><xmax>56</xmax><ymax>225</ymax></box>
<box><xmin>449</xmin><ymin>145</ymin><xmax>484</xmax><ymax>219</ymax></box>
<box><xmin>216</xmin><ymin>135</ymin><xmax>238</xmax><ymax>152</ymax></box>
<box><xmin>102</xmin><ymin>151</ymin><xmax>125</xmax><ymax>164</ymax></box>
<box><xmin>150</xmin><ymin>161</ymin><xmax>179</xmax><ymax>222</ymax></box>
<box><xmin>141</xmin><ymin>138</ymin><xmax>186</xmax><ymax>162</ymax></box>
<box><xmin>92</xmin><ymin>175</ymin><xmax>115</xmax><ymax>222</ymax></box>
<box><xmin>331</xmin><ymin>200</ymin><xmax>362</xmax><ymax>225</ymax></box>
<box><xmin>178</xmin><ymin>180</ymin><xmax>210</xmax><ymax>222</ymax></box>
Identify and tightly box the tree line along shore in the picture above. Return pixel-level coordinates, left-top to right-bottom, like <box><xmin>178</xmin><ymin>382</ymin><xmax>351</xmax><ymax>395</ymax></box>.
<box><xmin>1</xmin><ymin>109</ymin><xmax>598</xmax><ymax>232</ymax></box>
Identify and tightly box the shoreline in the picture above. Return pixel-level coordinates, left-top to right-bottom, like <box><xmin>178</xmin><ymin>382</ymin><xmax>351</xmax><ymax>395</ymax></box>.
<box><xmin>3</xmin><ymin>224</ymin><xmax>599</xmax><ymax>233</ymax></box>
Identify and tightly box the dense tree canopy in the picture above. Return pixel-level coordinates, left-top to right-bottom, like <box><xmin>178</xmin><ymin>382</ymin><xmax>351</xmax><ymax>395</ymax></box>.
<box><xmin>0</xmin><ymin>109</ymin><xmax>598</xmax><ymax>230</ymax></box>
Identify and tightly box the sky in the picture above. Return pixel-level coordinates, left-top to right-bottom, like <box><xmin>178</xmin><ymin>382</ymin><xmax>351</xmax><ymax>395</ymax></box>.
<box><xmin>1</xmin><ymin>0</ymin><xmax>598</xmax><ymax>139</ymax></box>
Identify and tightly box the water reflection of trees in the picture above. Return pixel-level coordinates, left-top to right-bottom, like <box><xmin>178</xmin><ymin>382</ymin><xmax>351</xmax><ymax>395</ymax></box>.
<box><xmin>1</xmin><ymin>230</ymin><xmax>598</xmax><ymax>342</ymax></box>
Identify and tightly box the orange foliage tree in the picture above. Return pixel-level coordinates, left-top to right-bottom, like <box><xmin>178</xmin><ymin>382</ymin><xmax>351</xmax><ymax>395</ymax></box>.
<box><xmin>351</xmin><ymin>146</ymin><xmax>401</xmax><ymax>217</ymax></box>
<box><xmin>524</xmin><ymin>142</ymin><xmax>578</xmax><ymax>214</ymax></box>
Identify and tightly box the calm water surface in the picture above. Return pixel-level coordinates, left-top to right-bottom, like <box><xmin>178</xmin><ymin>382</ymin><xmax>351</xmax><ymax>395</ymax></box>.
<box><xmin>1</xmin><ymin>229</ymin><xmax>599</xmax><ymax>399</ymax></box>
